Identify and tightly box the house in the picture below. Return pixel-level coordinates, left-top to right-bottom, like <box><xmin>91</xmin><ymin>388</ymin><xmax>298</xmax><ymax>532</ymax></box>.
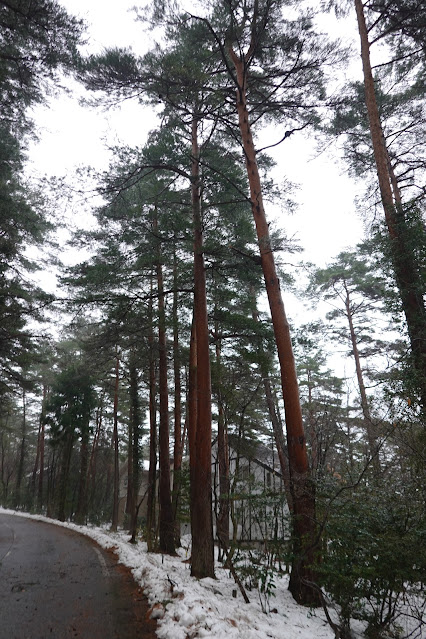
<box><xmin>212</xmin><ymin>434</ymin><xmax>290</xmax><ymax>543</ymax></box>
<box><xmin>118</xmin><ymin>435</ymin><xmax>290</xmax><ymax>542</ymax></box>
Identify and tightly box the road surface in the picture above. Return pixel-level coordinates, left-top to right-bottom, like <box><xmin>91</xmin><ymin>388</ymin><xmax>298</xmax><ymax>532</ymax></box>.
<box><xmin>0</xmin><ymin>513</ymin><xmax>158</xmax><ymax>639</ymax></box>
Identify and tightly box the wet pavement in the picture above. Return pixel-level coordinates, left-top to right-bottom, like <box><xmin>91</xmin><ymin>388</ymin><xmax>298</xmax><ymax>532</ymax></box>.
<box><xmin>0</xmin><ymin>513</ymin><xmax>158</xmax><ymax>639</ymax></box>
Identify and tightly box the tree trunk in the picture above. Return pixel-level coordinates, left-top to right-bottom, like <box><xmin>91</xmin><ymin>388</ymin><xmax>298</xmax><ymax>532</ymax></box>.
<box><xmin>172</xmin><ymin>240</ymin><xmax>183</xmax><ymax>545</ymax></box>
<box><xmin>126</xmin><ymin>412</ymin><xmax>133</xmax><ymax>520</ymax></box>
<box><xmin>187</xmin><ymin>315</ymin><xmax>197</xmax><ymax>547</ymax></box>
<box><xmin>31</xmin><ymin>417</ymin><xmax>42</xmax><ymax>507</ymax></box>
<box><xmin>344</xmin><ymin>283</ymin><xmax>381</xmax><ymax>476</ymax></box>
<box><xmin>111</xmin><ymin>350</ymin><xmax>120</xmax><ymax>531</ymax></box>
<box><xmin>215</xmin><ymin>328</ymin><xmax>230</xmax><ymax>552</ymax></box>
<box><xmin>75</xmin><ymin>422</ymin><xmax>89</xmax><ymax>525</ymax></box>
<box><xmin>190</xmin><ymin>114</ymin><xmax>215</xmax><ymax>579</ymax></box>
<box><xmin>354</xmin><ymin>0</ymin><xmax>426</xmax><ymax>410</ymax></box>
<box><xmin>15</xmin><ymin>389</ymin><xmax>27</xmax><ymax>506</ymax></box>
<box><xmin>154</xmin><ymin>208</ymin><xmax>176</xmax><ymax>555</ymax></box>
<box><xmin>88</xmin><ymin>399</ymin><xmax>103</xmax><ymax>515</ymax></box>
<box><xmin>57</xmin><ymin>432</ymin><xmax>73</xmax><ymax>522</ymax></box>
<box><xmin>129</xmin><ymin>352</ymin><xmax>141</xmax><ymax>543</ymax></box>
<box><xmin>147</xmin><ymin>276</ymin><xmax>158</xmax><ymax>551</ymax></box>
<box><xmin>252</xmin><ymin>303</ymin><xmax>294</xmax><ymax>512</ymax></box>
<box><xmin>37</xmin><ymin>387</ymin><xmax>46</xmax><ymax>510</ymax></box>
<box><xmin>228</xmin><ymin>49</ymin><xmax>318</xmax><ymax>605</ymax></box>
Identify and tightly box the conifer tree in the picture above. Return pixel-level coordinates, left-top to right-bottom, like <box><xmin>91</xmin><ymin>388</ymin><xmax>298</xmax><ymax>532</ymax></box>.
<box><xmin>329</xmin><ymin>0</ymin><xmax>426</xmax><ymax>410</ymax></box>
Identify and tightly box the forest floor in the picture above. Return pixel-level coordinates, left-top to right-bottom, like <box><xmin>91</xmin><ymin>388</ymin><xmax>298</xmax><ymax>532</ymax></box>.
<box><xmin>1</xmin><ymin>508</ymin><xmax>423</xmax><ymax>639</ymax></box>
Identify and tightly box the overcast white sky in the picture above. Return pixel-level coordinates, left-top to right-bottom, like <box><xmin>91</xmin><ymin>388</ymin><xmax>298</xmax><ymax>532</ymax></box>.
<box><xmin>27</xmin><ymin>0</ymin><xmax>366</xmax><ymax>272</ymax></box>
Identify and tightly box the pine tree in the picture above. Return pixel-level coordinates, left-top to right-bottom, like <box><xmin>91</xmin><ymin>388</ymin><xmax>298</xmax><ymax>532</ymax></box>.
<box><xmin>329</xmin><ymin>0</ymin><xmax>426</xmax><ymax>411</ymax></box>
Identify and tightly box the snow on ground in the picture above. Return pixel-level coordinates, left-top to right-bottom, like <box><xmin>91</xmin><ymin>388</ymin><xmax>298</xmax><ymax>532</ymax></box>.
<box><xmin>0</xmin><ymin>508</ymin><xmax>354</xmax><ymax>638</ymax></box>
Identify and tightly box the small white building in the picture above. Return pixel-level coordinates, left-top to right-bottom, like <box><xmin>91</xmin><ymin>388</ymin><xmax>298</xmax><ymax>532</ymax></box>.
<box><xmin>118</xmin><ymin>436</ymin><xmax>290</xmax><ymax>542</ymax></box>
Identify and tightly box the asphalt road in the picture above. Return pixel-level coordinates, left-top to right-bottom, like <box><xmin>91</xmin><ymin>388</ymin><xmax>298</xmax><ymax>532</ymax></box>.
<box><xmin>0</xmin><ymin>513</ymin><xmax>158</xmax><ymax>639</ymax></box>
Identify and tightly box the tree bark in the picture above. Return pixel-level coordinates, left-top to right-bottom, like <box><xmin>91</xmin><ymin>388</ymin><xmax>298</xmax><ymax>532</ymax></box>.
<box><xmin>126</xmin><ymin>416</ymin><xmax>133</xmax><ymax>520</ymax></box>
<box><xmin>87</xmin><ymin>398</ymin><xmax>103</xmax><ymax>515</ymax></box>
<box><xmin>154</xmin><ymin>208</ymin><xmax>176</xmax><ymax>555</ymax></box>
<box><xmin>129</xmin><ymin>351</ymin><xmax>141</xmax><ymax>543</ymax></box>
<box><xmin>228</xmin><ymin>48</ymin><xmax>318</xmax><ymax>605</ymax></box>
<box><xmin>190</xmin><ymin>114</ymin><xmax>215</xmax><ymax>579</ymax></box>
<box><xmin>75</xmin><ymin>421</ymin><xmax>89</xmax><ymax>525</ymax></box>
<box><xmin>214</xmin><ymin>327</ymin><xmax>230</xmax><ymax>552</ymax></box>
<box><xmin>15</xmin><ymin>389</ymin><xmax>27</xmax><ymax>506</ymax></box>
<box><xmin>147</xmin><ymin>275</ymin><xmax>158</xmax><ymax>551</ymax></box>
<box><xmin>37</xmin><ymin>386</ymin><xmax>47</xmax><ymax>510</ymax></box>
<box><xmin>111</xmin><ymin>349</ymin><xmax>120</xmax><ymax>531</ymax></box>
<box><xmin>172</xmin><ymin>240</ymin><xmax>183</xmax><ymax>545</ymax></box>
<box><xmin>187</xmin><ymin>314</ymin><xmax>197</xmax><ymax>539</ymax></box>
<box><xmin>57</xmin><ymin>431</ymin><xmax>73</xmax><ymax>522</ymax></box>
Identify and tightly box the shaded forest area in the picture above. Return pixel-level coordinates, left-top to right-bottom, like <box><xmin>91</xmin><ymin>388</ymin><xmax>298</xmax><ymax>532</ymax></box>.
<box><xmin>1</xmin><ymin>0</ymin><xmax>425</xmax><ymax>637</ymax></box>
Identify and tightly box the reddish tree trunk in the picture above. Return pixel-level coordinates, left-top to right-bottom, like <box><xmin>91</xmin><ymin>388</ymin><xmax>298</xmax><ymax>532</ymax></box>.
<box><xmin>228</xmin><ymin>49</ymin><xmax>318</xmax><ymax>604</ymax></box>
<box><xmin>189</xmin><ymin>115</ymin><xmax>215</xmax><ymax>579</ymax></box>
<box><xmin>187</xmin><ymin>315</ymin><xmax>197</xmax><ymax>511</ymax></box>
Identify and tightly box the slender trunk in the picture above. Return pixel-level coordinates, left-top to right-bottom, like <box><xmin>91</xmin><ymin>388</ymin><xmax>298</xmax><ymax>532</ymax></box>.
<box><xmin>187</xmin><ymin>315</ymin><xmax>197</xmax><ymax>546</ymax></box>
<box><xmin>126</xmin><ymin>416</ymin><xmax>133</xmax><ymax>519</ymax></box>
<box><xmin>37</xmin><ymin>387</ymin><xmax>46</xmax><ymax>510</ymax></box>
<box><xmin>87</xmin><ymin>400</ymin><xmax>103</xmax><ymax>514</ymax></box>
<box><xmin>129</xmin><ymin>352</ymin><xmax>141</xmax><ymax>543</ymax></box>
<box><xmin>172</xmin><ymin>241</ymin><xmax>183</xmax><ymax>544</ymax></box>
<box><xmin>31</xmin><ymin>423</ymin><xmax>42</xmax><ymax>506</ymax></box>
<box><xmin>190</xmin><ymin>115</ymin><xmax>215</xmax><ymax>578</ymax></box>
<box><xmin>75</xmin><ymin>423</ymin><xmax>89</xmax><ymax>525</ymax></box>
<box><xmin>57</xmin><ymin>432</ymin><xmax>73</xmax><ymax>522</ymax></box>
<box><xmin>354</xmin><ymin>0</ymin><xmax>426</xmax><ymax>409</ymax></box>
<box><xmin>252</xmin><ymin>303</ymin><xmax>293</xmax><ymax>512</ymax></box>
<box><xmin>111</xmin><ymin>350</ymin><xmax>120</xmax><ymax>531</ymax></box>
<box><xmin>344</xmin><ymin>285</ymin><xmax>381</xmax><ymax>476</ymax></box>
<box><xmin>147</xmin><ymin>276</ymin><xmax>158</xmax><ymax>551</ymax></box>
<box><xmin>228</xmin><ymin>49</ymin><xmax>317</xmax><ymax>604</ymax></box>
<box><xmin>215</xmin><ymin>327</ymin><xmax>230</xmax><ymax>551</ymax></box>
<box><xmin>46</xmin><ymin>451</ymin><xmax>55</xmax><ymax>518</ymax></box>
<box><xmin>306</xmin><ymin>371</ymin><xmax>319</xmax><ymax>478</ymax></box>
<box><xmin>15</xmin><ymin>389</ymin><xmax>27</xmax><ymax>505</ymax></box>
<box><xmin>154</xmin><ymin>208</ymin><xmax>176</xmax><ymax>555</ymax></box>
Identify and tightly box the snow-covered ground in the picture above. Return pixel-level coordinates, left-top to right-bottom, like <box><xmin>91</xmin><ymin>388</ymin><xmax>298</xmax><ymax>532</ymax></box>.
<box><xmin>0</xmin><ymin>508</ymin><xmax>422</xmax><ymax>639</ymax></box>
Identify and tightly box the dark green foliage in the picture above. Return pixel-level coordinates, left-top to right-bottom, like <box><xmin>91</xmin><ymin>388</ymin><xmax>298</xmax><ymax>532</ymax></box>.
<box><xmin>0</xmin><ymin>123</ymin><xmax>54</xmax><ymax>397</ymax></box>
<box><xmin>294</xmin><ymin>322</ymin><xmax>349</xmax><ymax>477</ymax></box>
<box><xmin>330</xmin><ymin>78</ymin><xmax>426</xmax><ymax>201</ymax></box>
<box><xmin>0</xmin><ymin>0</ymin><xmax>84</xmax><ymax>404</ymax></box>
<box><xmin>0</xmin><ymin>0</ymin><xmax>84</xmax><ymax>130</ymax></box>
<box><xmin>46</xmin><ymin>365</ymin><xmax>96</xmax><ymax>447</ymax></box>
<box><xmin>360</xmin><ymin>213</ymin><xmax>426</xmax><ymax>409</ymax></box>
<box><xmin>45</xmin><ymin>364</ymin><xmax>97</xmax><ymax>521</ymax></box>
<box><xmin>368</xmin><ymin>0</ymin><xmax>426</xmax><ymax>59</ymax></box>
<box><xmin>318</xmin><ymin>477</ymin><xmax>426</xmax><ymax>638</ymax></box>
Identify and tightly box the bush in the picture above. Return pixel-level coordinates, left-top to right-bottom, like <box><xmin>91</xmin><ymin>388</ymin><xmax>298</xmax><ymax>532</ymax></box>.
<box><xmin>317</xmin><ymin>479</ymin><xmax>426</xmax><ymax>638</ymax></box>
